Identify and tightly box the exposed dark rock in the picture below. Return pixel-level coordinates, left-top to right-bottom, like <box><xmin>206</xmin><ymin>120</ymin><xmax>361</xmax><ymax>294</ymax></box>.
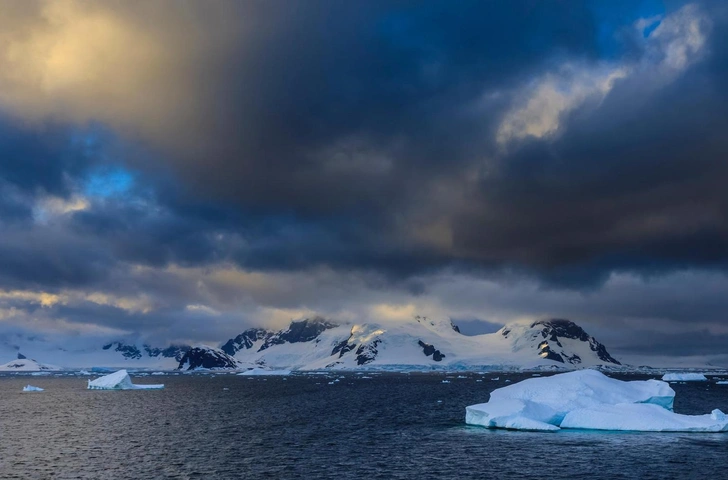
<box><xmin>17</xmin><ymin>352</ymin><xmax>26</xmax><ymax>360</ymax></box>
<box><xmin>530</xmin><ymin>319</ymin><xmax>620</xmax><ymax>365</ymax></box>
<box><xmin>177</xmin><ymin>347</ymin><xmax>239</xmax><ymax>370</ymax></box>
<box><xmin>537</xmin><ymin>340</ymin><xmax>564</xmax><ymax>363</ymax></box>
<box><xmin>331</xmin><ymin>338</ymin><xmax>357</xmax><ymax>357</ymax></box>
<box><xmin>258</xmin><ymin>317</ymin><xmax>337</xmax><ymax>352</ymax></box>
<box><xmin>100</xmin><ymin>342</ymin><xmax>191</xmax><ymax>361</ymax></box>
<box><xmin>418</xmin><ymin>340</ymin><xmax>446</xmax><ymax>362</ymax></box>
<box><xmin>221</xmin><ymin>328</ymin><xmax>270</xmax><ymax>355</ymax></box>
<box><xmin>101</xmin><ymin>342</ymin><xmax>142</xmax><ymax>360</ymax></box>
<box><xmin>355</xmin><ymin>339</ymin><xmax>381</xmax><ymax>365</ymax></box>
<box><xmin>144</xmin><ymin>344</ymin><xmax>190</xmax><ymax>362</ymax></box>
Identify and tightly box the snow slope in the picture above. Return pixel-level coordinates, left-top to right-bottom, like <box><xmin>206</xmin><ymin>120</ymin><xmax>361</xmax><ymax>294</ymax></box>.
<box><xmin>0</xmin><ymin>358</ymin><xmax>60</xmax><ymax>372</ymax></box>
<box><xmin>2</xmin><ymin>316</ymin><xmax>721</xmax><ymax>371</ymax></box>
<box><xmin>228</xmin><ymin>317</ymin><xmax>622</xmax><ymax>371</ymax></box>
<box><xmin>0</xmin><ymin>334</ymin><xmax>188</xmax><ymax>370</ymax></box>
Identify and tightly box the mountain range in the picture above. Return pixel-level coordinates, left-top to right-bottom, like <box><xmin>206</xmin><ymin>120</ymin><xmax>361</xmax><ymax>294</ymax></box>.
<box><xmin>0</xmin><ymin>317</ymin><xmax>627</xmax><ymax>371</ymax></box>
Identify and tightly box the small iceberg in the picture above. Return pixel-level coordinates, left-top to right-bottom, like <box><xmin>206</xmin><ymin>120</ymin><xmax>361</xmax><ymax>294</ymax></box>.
<box><xmin>662</xmin><ymin>373</ymin><xmax>708</xmax><ymax>382</ymax></box>
<box><xmin>465</xmin><ymin>369</ymin><xmax>728</xmax><ymax>432</ymax></box>
<box><xmin>87</xmin><ymin>369</ymin><xmax>164</xmax><ymax>390</ymax></box>
<box><xmin>237</xmin><ymin>368</ymin><xmax>291</xmax><ymax>376</ymax></box>
<box><xmin>22</xmin><ymin>385</ymin><xmax>44</xmax><ymax>392</ymax></box>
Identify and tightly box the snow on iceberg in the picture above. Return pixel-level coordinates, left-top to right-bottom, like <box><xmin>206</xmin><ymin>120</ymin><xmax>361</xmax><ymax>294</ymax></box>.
<box><xmin>238</xmin><ymin>368</ymin><xmax>291</xmax><ymax>376</ymax></box>
<box><xmin>662</xmin><ymin>373</ymin><xmax>708</xmax><ymax>382</ymax></box>
<box><xmin>465</xmin><ymin>369</ymin><xmax>728</xmax><ymax>432</ymax></box>
<box><xmin>22</xmin><ymin>385</ymin><xmax>44</xmax><ymax>392</ymax></box>
<box><xmin>87</xmin><ymin>370</ymin><xmax>164</xmax><ymax>390</ymax></box>
<box><xmin>561</xmin><ymin>404</ymin><xmax>727</xmax><ymax>432</ymax></box>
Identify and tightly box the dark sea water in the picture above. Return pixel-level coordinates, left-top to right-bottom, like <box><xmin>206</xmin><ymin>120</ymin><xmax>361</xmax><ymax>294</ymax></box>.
<box><xmin>1</xmin><ymin>372</ymin><xmax>727</xmax><ymax>479</ymax></box>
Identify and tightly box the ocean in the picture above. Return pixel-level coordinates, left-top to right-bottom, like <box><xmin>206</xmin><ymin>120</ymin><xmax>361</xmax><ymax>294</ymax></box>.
<box><xmin>1</xmin><ymin>372</ymin><xmax>727</xmax><ymax>479</ymax></box>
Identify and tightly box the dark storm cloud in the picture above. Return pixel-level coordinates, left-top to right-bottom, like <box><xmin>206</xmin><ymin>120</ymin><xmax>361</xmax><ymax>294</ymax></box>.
<box><xmin>0</xmin><ymin>120</ymin><xmax>82</xmax><ymax>197</ymax></box>
<box><xmin>449</xmin><ymin>11</ymin><xmax>728</xmax><ymax>285</ymax></box>
<box><xmin>0</xmin><ymin>0</ymin><xmax>725</xmax><ymax>286</ymax></box>
<box><xmin>0</xmin><ymin>0</ymin><xmax>727</xmax><ymax>352</ymax></box>
<box><xmin>0</xmin><ymin>225</ymin><xmax>113</xmax><ymax>289</ymax></box>
<box><xmin>615</xmin><ymin>329</ymin><xmax>728</xmax><ymax>356</ymax></box>
<box><xmin>111</xmin><ymin>0</ymin><xmax>727</xmax><ymax>287</ymax></box>
<box><xmin>163</xmin><ymin>0</ymin><xmax>601</xmax><ymax>211</ymax></box>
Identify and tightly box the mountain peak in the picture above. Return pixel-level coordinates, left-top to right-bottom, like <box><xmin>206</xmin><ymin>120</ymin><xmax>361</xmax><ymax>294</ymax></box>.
<box><xmin>501</xmin><ymin>319</ymin><xmax>620</xmax><ymax>365</ymax></box>
<box><xmin>177</xmin><ymin>345</ymin><xmax>239</xmax><ymax>370</ymax></box>
<box><xmin>0</xmin><ymin>357</ymin><xmax>60</xmax><ymax>372</ymax></box>
<box><xmin>413</xmin><ymin>315</ymin><xmax>462</xmax><ymax>334</ymax></box>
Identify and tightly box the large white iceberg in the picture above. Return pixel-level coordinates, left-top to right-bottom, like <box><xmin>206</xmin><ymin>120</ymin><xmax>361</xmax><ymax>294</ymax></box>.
<box><xmin>465</xmin><ymin>369</ymin><xmax>728</xmax><ymax>432</ymax></box>
<box><xmin>22</xmin><ymin>385</ymin><xmax>44</xmax><ymax>392</ymax></box>
<box><xmin>87</xmin><ymin>369</ymin><xmax>164</xmax><ymax>390</ymax></box>
<box><xmin>662</xmin><ymin>373</ymin><xmax>708</xmax><ymax>382</ymax></box>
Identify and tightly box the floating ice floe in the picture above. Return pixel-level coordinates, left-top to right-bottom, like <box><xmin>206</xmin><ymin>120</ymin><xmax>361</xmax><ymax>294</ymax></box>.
<box><xmin>237</xmin><ymin>368</ymin><xmax>291</xmax><ymax>376</ymax></box>
<box><xmin>22</xmin><ymin>385</ymin><xmax>44</xmax><ymax>392</ymax></box>
<box><xmin>662</xmin><ymin>373</ymin><xmax>708</xmax><ymax>382</ymax></box>
<box><xmin>717</xmin><ymin>381</ymin><xmax>728</xmax><ymax>385</ymax></box>
<box><xmin>465</xmin><ymin>369</ymin><xmax>728</xmax><ymax>432</ymax></box>
<box><xmin>87</xmin><ymin>370</ymin><xmax>164</xmax><ymax>390</ymax></box>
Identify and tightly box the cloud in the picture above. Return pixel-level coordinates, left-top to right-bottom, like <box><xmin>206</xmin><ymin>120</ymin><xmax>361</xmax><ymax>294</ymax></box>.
<box><xmin>497</xmin><ymin>65</ymin><xmax>628</xmax><ymax>145</ymax></box>
<box><xmin>33</xmin><ymin>194</ymin><xmax>89</xmax><ymax>223</ymax></box>
<box><xmin>0</xmin><ymin>1</ymin><xmax>727</xmax><ymax>359</ymax></box>
<box><xmin>496</xmin><ymin>3</ymin><xmax>710</xmax><ymax>146</ymax></box>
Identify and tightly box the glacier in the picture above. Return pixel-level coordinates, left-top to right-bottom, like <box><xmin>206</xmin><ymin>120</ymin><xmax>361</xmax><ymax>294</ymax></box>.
<box><xmin>465</xmin><ymin>370</ymin><xmax>728</xmax><ymax>432</ymax></box>
<box><xmin>662</xmin><ymin>373</ymin><xmax>708</xmax><ymax>381</ymax></box>
<box><xmin>87</xmin><ymin>370</ymin><xmax>164</xmax><ymax>390</ymax></box>
<box><xmin>22</xmin><ymin>385</ymin><xmax>44</xmax><ymax>392</ymax></box>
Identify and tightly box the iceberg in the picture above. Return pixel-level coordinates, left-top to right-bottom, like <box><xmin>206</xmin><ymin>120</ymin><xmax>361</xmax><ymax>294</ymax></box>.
<box><xmin>87</xmin><ymin>369</ymin><xmax>164</xmax><ymax>390</ymax></box>
<box><xmin>22</xmin><ymin>385</ymin><xmax>44</xmax><ymax>392</ymax></box>
<box><xmin>662</xmin><ymin>373</ymin><xmax>708</xmax><ymax>381</ymax></box>
<box><xmin>238</xmin><ymin>368</ymin><xmax>291</xmax><ymax>376</ymax></box>
<box><xmin>465</xmin><ymin>369</ymin><xmax>728</xmax><ymax>432</ymax></box>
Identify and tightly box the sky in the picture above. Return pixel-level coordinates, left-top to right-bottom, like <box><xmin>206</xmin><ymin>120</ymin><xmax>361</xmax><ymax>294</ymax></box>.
<box><xmin>0</xmin><ymin>0</ymin><xmax>727</xmax><ymax>360</ymax></box>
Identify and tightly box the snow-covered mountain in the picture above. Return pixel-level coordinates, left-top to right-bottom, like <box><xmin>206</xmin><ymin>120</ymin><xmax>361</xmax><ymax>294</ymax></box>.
<box><xmin>178</xmin><ymin>346</ymin><xmax>240</xmax><ymax>370</ymax></box>
<box><xmin>0</xmin><ymin>317</ymin><xmax>623</xmax><ymax>371</ymax></box>
<box><xmin>0</xmin><ymin>335</ymin><xmax>189</xmax><ymax>370</ymax></box>
<box><xmin>0</xmin><ymin>355</ymin><xmax>60</xmax><ymax>372</ymax></box>
<box><xmin>218</xmin><ymin>316</ymin><xmax>621</xmax><ymax>371</ymax></box>
<box><xmin>100</xmin><ymin>342</ymin><xmax>190</xmax><ymax>363</ymax></box>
